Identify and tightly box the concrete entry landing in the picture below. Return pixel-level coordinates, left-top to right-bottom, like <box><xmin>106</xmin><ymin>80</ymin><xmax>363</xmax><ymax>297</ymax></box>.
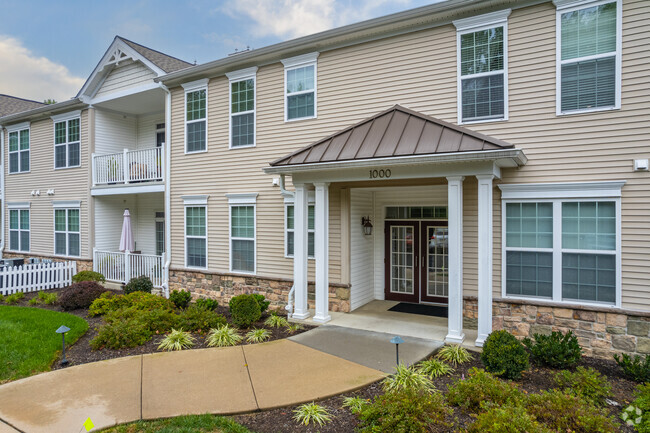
<box><xmin>289</xmin><ymin>324</ymin><xmax>443</xmax><ymax>373</ymax></box>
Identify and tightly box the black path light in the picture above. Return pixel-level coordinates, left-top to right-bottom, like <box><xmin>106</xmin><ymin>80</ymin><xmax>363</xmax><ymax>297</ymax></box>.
<box><xmin>56</xmin><ymin>325</ymin><xmax>70</xmax><ymax>366</ymax></box>
<box><xmin>390</xmin><ymin>336</ymin><xmax>404</xmax><ymax>365</ymax></box>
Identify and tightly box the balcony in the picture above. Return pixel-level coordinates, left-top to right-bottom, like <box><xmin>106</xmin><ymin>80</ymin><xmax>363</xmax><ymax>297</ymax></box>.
<box><xmin>93</xmin><ymin>249</ymin><xmax>165</xmax><ymax>288</ymax></box>
<box><xmin>92</xmin><ymin>147</ymin><xmax>163</xmax><ymax>186</ymax></box>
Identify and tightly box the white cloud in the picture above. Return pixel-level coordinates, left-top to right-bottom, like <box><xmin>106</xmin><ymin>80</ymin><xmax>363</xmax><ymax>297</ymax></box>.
<box><xmin>0</xmin><ymin>36</ymin><xmax>85</xmax><ymax>103</ymax></box>
<box><xmin>221</xmin><ymin>0</ymin><xmax>423</xmax><ymax>40</ymax></box>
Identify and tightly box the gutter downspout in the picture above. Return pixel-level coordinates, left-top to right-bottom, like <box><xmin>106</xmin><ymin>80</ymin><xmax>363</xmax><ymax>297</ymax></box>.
<box><xmin>160</xmin><ymin>83</ymin><xmax>172</xmax><ymax>298</ymax></box>
<box><xmin>278</xmin><ymin>174</ymin><xmax>296</xmax><ymax>317</ymax></box>
<box><xmin>0</xmin><ymin>126</ymin><xmax>4</xmax><ymax>258</ymax></box>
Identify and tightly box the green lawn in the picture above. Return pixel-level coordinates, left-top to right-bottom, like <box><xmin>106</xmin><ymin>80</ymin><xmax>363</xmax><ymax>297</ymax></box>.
<box><xmin>100</xmin><ymin>415</ymin><xmax>254</xmax><ymax>433</ymax></box>
<box><xmin>0</xmin><ymin>305</ymin><xmax>88</xmax><ymax>382</ymax></box>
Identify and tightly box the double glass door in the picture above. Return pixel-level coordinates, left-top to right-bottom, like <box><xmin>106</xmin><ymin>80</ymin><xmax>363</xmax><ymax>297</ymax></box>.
<box><xmin>384</xmin><ymin>220</ymin><xmax>449</xmax><ymax>304</ymax></box>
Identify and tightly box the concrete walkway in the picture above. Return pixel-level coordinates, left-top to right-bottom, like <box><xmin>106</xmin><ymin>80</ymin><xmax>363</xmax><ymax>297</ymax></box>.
<box><xmin>0</xmin><ymin>339</ymin><xmax>385</xmax><ymax>433</ymax></box>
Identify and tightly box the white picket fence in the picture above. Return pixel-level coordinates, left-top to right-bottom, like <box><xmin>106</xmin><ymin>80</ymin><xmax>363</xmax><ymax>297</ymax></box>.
<box><xmin>93</xmin><ymin>249</ymin><xmax>165</xmax><ymax>288</ymax></box>
<box><xmin>0</xmin><ymin>261</ymin><xmax>77</xmax><ymax>296</ymax></box>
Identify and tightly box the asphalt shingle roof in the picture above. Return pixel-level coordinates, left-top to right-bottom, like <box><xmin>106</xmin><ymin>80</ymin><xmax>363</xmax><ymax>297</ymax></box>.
<box><xmin>0</xmin><ymin>95</ymin><xmax>45</xmax><ymax>118</ymax></box>
<box><xmin>120</xmin><ymin>37</ymin><xmax>193</xmax><ymax>73</ymax></box>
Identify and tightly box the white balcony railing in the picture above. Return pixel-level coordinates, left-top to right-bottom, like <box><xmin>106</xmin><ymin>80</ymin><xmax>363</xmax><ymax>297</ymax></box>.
<box><xmin>93</xmin><ymin>249</ymin><xmax>165</xmax><ymax>288</ymax></box>
<box><xmin>92</xmin><ymin>147</ymin><xmax>163</xmax><ymax>186</ymax></box>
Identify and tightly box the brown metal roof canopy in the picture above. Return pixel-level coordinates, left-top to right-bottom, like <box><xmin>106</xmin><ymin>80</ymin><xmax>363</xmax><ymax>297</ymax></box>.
<box><xmin>270</xmin><ymin>105</ymin><xmax>514</xmax><ymax>167</ymax></box>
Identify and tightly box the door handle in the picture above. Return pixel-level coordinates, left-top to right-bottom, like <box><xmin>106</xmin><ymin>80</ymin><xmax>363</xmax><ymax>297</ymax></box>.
<box><xmin>422</xmin><ymin>255</ymin><xmax>425</xmax><ymax>268</ymax></box>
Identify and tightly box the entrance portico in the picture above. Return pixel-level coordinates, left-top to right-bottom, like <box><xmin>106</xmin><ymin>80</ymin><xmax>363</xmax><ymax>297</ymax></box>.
<box><xmin>265</xmin><ymin>105</ymin><xmax>527</xmax><ymax>346</ymax></box>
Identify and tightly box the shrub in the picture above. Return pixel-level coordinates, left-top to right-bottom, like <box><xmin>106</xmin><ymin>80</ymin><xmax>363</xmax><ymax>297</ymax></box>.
<box><xmin>170</xmin><ymin>290</ymin><xmax>192</xmax><ymax>309</ymax></box>
<box><xmin>195</xmin><ymin>298</ymin><xmax>219</xmax><ymax>311</ymax></box>
<box><xmin>342</xmin><ymin>396</ymin><xmax>368</xmax><ymax>415</ymax></box>
<box><xmin>158</xmin><ymin>329</ymin><xmax>195</xmax><ymax>351</ymax></box>
<box><xmin>89</xmin><ymin>291</ymin><xmax>174</xmax><ymax>316</ymax></box>
<box><xmin>104</xmin><ymin>307</ymin><xmax>179</xmax><ymax>334</ymax></box>
<box><xmin>293</xmin><ymin>403</ymin><xmax>331</xmax><ymax>427</ymax></box>
<box><xmin>245</xmin><ymin>328</ymin><xmax>271</xmax><ymax>343</ymax></box>
<box><xmin>614</xmin><ymin>353</ymin><xmax>650</xmax><ymax>383</ymax></box>
<box><xmin>264</xmin><ymin>313</ymin><xmax>289</xmax><ymax>328</ymax></box>
<box><xmin>28</xmin><ymin>297</ymin><xmax>39</xmax><ymax>306</ymax></box>
<box><xmin>124</xmin><ymin>275</ymin><xmax>154</xmax><ymax>294</ymax></box>
<box><xmin>251</xmin><ymin>294</ymin><xmax>269</xmax><ymax>312</ymax></box>
<box><xmin>553</xmin><ymin>366</ymin><xmax>611</xmax><ymax>406</ymax></box>
<box><xmin>436</xmin><ymin>344</ymin><xmax>472</xmax><ymax>366</ymax></box>
<box><xmin>0</xmin><ymin>294</ymin><xmax>4</xmax><ymax>303</ymax></box>
<box><xmin>286</xmin><ymin>323</ymin><xmax>304</xmax><ymax>334</ymax></box>
<box><xmin>621</xmin><ymin>405</ymin><xmax>644</xmax><ymax>430</ymax></box>
<box><xmin>72</xmin><ymin>270</ymin><xmax>105</xmax><ymax>284</ymax></box>
<box><xmin>178</xmin><ymin>305</ymin><xmax>226</xmax><ymax>333</ymax></box>
<box><xmin>468</xmin><ymin>404</ymin><xmax>552</xmax><ymax>433</ymax></box>
<box><xmin>382</xmin><ymin>364</ymin><xmax>434</xmax><ymax>393</ymax></box>
<box><xmin>628</xmin><ymin>383</ymin><xmax>650</xmax><ymax>433</ymax></box>
<box><xmin>38</xmin><ymin>291</ymin><xmax>58</xmax><ymax>305</ymax></box>
<box><xmin>447</xmin><ymin>367</ymin><xmax>523</xmax><ymax>412</ymax></box>
<box><xmin>525</xmin><ymin>390</ymin><xmax>617</xmax><ymax>433</ymax></box>
<box><xmin>229</xmin><ymin>294</ymin><xmax>262</xmax><ymax>328</ymax></box>
<box><xmin>206</xmin><ymin>325</ymin><xmax>242</xmax><ymax>347</ymax></box>
<box><xmin>523</xmin><ymin>330</ymin><xmax>582</xmax><ymax>369</ymax></box>
<box><xmin>357</xmin><ymin>388</ymin><xmax>452</xmax><ymax>433</ymax></box>
<box><xmin>5</xmin><ymin>292</ymin><xmax>25</xmax><ymax>305</ymax></box>
<box><xmin>417</xmin><ymin>359</ymin><xmax>454</xmax><ymax>378</ymax></box>
<box><xmin>481</xmin><ymin>330</ymin><xmax>529</xmax><ymax>380</ymax></box>
<box><xmin>90</xmin><ymin>318</ymin><xmax>152</xmax><ymax>350</ymax></box>
<box><xmin>59</xmin><ymin>282</ymin><xmax>106</xmax><ymax>311</ymax></box>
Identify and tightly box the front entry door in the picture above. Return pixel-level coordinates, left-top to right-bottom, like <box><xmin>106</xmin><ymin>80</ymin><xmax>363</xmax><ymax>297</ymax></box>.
<box><xmin>385</xmin><ymin>220</ymin><xmax>448</xmax><ymax>304</ymax></box>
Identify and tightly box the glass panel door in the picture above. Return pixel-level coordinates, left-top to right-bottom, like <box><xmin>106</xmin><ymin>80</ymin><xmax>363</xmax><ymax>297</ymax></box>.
<box><xmin>385</xmin><ymin>221</ymin><xmax>419</xmax><ymax>303</ymax></box>
<box><xmin>421</xmin><ymin>222</ymin><xmax>449</xmax><ymax>304</ymax></box>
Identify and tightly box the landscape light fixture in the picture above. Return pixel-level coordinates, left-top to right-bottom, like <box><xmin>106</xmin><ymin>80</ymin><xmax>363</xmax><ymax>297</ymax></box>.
<box><xmin>56</xmin><ymin>325</ymin><xmax>71</xmax><ymax>366</ymax></box>
<box><xmin>361</xmin><ymin>216</ymin><xmax>373</xmax><ymax>236</ymax></box>
<box><xmin>390</xmin><ymin>336</ymin><xmax>404</xmax><ymax>365</ymax></box>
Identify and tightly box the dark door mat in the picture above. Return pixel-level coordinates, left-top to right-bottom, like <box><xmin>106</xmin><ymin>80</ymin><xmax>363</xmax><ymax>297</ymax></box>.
<box><xmin>388</xmin><ymin>303</ymin><xmax>448</xmax><ymax>318</ymax></box>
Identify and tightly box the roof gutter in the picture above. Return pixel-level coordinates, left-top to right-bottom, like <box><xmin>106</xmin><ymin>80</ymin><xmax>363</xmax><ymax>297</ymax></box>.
<box><xmin>0</xmin><ymin>98</ymin><xmax>87</xmax><ymax>126</ymax></box>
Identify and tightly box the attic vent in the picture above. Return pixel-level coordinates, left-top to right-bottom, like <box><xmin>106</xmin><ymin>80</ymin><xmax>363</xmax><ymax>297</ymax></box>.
<box><xmin>155</xmin><ymin>212</ymin><xmax>165</xmax><ymax>219</ymax></box>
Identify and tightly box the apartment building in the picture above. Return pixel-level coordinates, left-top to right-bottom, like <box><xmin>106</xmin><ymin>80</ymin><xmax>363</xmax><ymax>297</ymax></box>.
<box><xmin>1</xmin><ymin>0</ymin><xmax>648</xmax><ymax>356</ymax></box>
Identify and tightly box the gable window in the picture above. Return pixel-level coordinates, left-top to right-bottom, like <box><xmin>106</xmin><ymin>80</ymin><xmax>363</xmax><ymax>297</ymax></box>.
<box><xmin>500</xmin><ymin>181</ymin><xmax>623</xmax><ymax>307</ymax></box>
<box><xmin>182</xmin><ymin>79</ymin><xmax>209</xmax><ymax>153</ymax></box>
<box><xmin>8</xmin><ymin>123</ymin><xmax>30</xmax><ymax>173</ymax></box>
<box><xmin>54</xmin><ymin>207</ymin><xmax>80</xmax><ymax>257</ymax></box>
<box><xmin>8</xmin><ymin>206</ymin><xmax>29</xmax><ymax>252</ymax></box>
<box><xmin>556</xmin><ymin>0</ymin><xmax>620</xmax><ymax>114</ymax></box>
<box><xmin>282</xmin><ymin>53</ymin><xmax>319</xmax><ymax>121</ymax></box>
<box><xmin>227</xmin><ymin>67</ymin><xmax>257</xmax><ymax>148</ymax></box>
<box><xmin>53</xmin><ymin>112</ymin><xmax>81</xmax><ymax>169</ymax></box>
<box><xmin>454</xmin><ymin>10</ymin><xmax>510</xmax><ymax>123</ymax></box>
<box><xmin>286</xmin><ymin>204</ymin><xmax>315</xmax><ymax>258</ymax></box>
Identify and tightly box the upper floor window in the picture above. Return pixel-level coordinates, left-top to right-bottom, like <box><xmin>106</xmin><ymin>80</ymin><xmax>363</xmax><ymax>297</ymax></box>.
<box><xmin>454</xmin><ymin>10</ymin><xmax>510</xmax><ymax>123</ymax></box>
<box><xmin>282</xmin><ymin>52</ymin><xmax>319</xmax><ymax>121</ymax></box>
<box><xmin>182</xmin><ymin>79</ymin><xmax>209</xmax><ymax>153</ymax></box>
<box><xmin>226</xmin><ymin>67</ymin><xmax>257</xmax><ymax>148</ymax></box>
<box><xmin>53</xmin><ymin>112</ymin><xmax>81</xmax><ymax>169</ymax></box>
<box><xmin>556</xmin><ymin>0</ymin><xmax>620</xmax><ymax>114</ymax></box>
<box><xmin>7</xmin><ymin>123</ymin><xmax>30</xmax><ymax>173</ymax></box>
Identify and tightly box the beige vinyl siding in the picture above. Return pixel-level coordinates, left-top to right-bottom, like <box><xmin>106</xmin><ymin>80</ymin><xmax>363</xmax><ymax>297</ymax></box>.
<box><xmin>136</xmin><ymin>113</ymin><xmax>165</xmax><ymax>149</ymax></box>
<box><xmin>94</xmin><ymin>60</ymin><xmax>156</xmax><ymax>98</ymax></box>
<box><xmin>168</xmin><ymin>0</ymin><xmax>649</xmax><ymax>310</ymax></box>
<box><xmin>95</xmin><ymin>110</ymin><xmax>137</xmax><ymax>154</ymax></box>
<box><xmin>4</xmin><ymin>110</ymin><xmax>91</xmax><ymax>259</ymax></box>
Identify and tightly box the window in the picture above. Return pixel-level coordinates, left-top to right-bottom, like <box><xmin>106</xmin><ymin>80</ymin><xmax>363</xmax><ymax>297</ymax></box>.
<box><xmin>9</xmin><ymin>209</ymin><xmax>29</xmax><ymax>252</ymax></box>
<box><xmin>231</xmin><ymin>206</ymin><xmax>255</xmax><ymax>273</ymax></box>
<box><xmin>454</xmin><ymin>10</ymin><xmax>510</xmax><ymax>123</ymax></box>
<box><xmin>185</xmin><ymin>206</ymin><xmax>206</xmax><ymax>268</ymax></box>
<box><xmin>557</xmin><ymin>0</ymin><xmax>620</xmax><ymax>114</ymax></box>
<box><xmin>8</xmin><ymin>125</ymin><xmax>30</xmax><ymax>173</ymax></box>
<box><xmin>182</xmin><ymin>79</ymin><xmax>208</xmax><ymax>153</ymax></box>
<box><xmin>54</xmin><ymin>208</ymin><xmax>80</xmax><ymax>256</ymax></box>
<box><xmin>286</xmin><ymin>204</ymin><xmax>315</xmax><ymax>258</ymax></box>
<box><xmin>54</xmin><ymin>118</ymin><xmax>81</xmax><ymax>168</ymax></box>
<box><xmin>500</xmin><ymin>181</ymin><xmax>623</xmax><ymax>306</ymax></box>
<box><xmin>155</xmin><ymin>212</ymin><xmax>165</xmax><ymax>256</ymax></box>
<box><xmin>282</xmin><ymin>53</ymin><xmax>319</xmax><ymax>121</ymax></box>
<box><xmin>156</xmin><ymin>123</ymin><xmax>165</xmax><ymax>148</ymax></box>
<box><xmin>227</xmin><ymin>67</ymin><xmax>257</xmax><ymax>148</ymax></box>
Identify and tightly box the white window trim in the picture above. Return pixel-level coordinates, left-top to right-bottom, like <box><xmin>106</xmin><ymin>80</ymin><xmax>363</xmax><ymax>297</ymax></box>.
<box><xmin>282</xmin><ymin>52</ymin><xmax>319</xmax><ymax>122</ymax></box>
<box><xmin>229</xmin><ymin>203</ymin><xmax>257</xmax><ymax>275</ymax></box>
<box><xmin>226</xmin><ymin>67</ymin><xmax>257</xmax><ymax>149</ymax></box>
<box><xmin>53</xmin><ymin>208</ymin><xmax>81</xmax><ymax>258</ymax></box>
<box><xmin>7</xmin><ymin>125</ymin><xmax>30</xmax><ymax>174</ymax></box>
<box><xmin>182</xmin><ymin>78</ymin><xmax>209</xmax><ymax>154</ymax></box>
<box><xmin>226</xmin><ymin>193</ymin><xmax>258</xmax><ymax>205</ymax></box>
<box><xmin>53</xmin><ymin>115</ymin><xmax>81</xmax><ymax>170</ymax></box>
<box><xmin>284</xmin><ymin>195</ymin><xmax>316</xmax><ymax>259</ymax></box>
<box><xmin>184</xmin><ymin>204</ymin><xmax>208</xmax><ymax>270</ymax></box>
<box><xmin>181</xmin><ymin>194</ymin><xmax>209</xmax><ymax>206</ymax></box>
<box><xmin>499</xmin><ymin>181</ymin><xmax>624</xmax><ymax>308</ymax></box>
<box><xmin>8</xmin><ymin>208</ymin><xmax>30</xmax><ymax>253</ymax></box>
<box><xmin>454</xmin><ymin>9</ymin><xmax>510</xmax><ymax>125</ymax></box>
<box><xmin>554</xmin><ymin>0</ymin><xmax>622</xmax><ymax>116</ymax></box>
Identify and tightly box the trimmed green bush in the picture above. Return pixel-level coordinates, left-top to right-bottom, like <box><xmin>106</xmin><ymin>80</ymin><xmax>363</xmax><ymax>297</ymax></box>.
<box><xmin>468</xmin><ymin>404</ymin><xmax>552</xmax><ymax>433</ymax></box>
<box><xmin>251</xmin><ymin>294</ymin><xmax>269</xmax><ymax>312</ymax></box>
<box><xmin>89</xmin><ymin>291</ymin><xmax>174</xmax><ymax>316</ymax></box>
<box><xmin>124</xmin><ymin>275</ymin><xmax>153</xmax><ymax>294</ymax></box>
<box><xmin>170</xmin><ymin>290</ymin><xmax>192</xmax><ymax>309</ymax></box>
<box><xmin>90</xmin><ymin>318</ymin><xmax>152</xmax><ymax>350</ymax></box>
<box><xmin>481</xmin><ymin>330</ymin><xmax>530</xmax><ymax>380</ymax></box>
<box><xmin>72</xmin><ymin>270</ymin><xmax>106</xmax><ymax>283</ymax></box>
<box><xmin>614</xmin><ymin>353</ymin><xmax>650</xmax><ymax>383</ymax></box>
<box><xmin>104</xmin><ymin>307</ymin><xmax>179</xmax><ymax>334</ymax></box>
<box><xmin>195</xmin><ymin>298</ymin><xmax>220</xmax><ymax>311</ymax></box>
<box><xmin>523</xmin><ymin>330</ymin><xmax>582</xmax><ymax>369</ymax></box>
<box><xmin>553</xmin><ymin>366</ymin><xmax>611</xmax><ymax>407</ymax></box>
<box><xmin>229</xmin><ymin>294</ymin><xmax>262</xmax><ymax>328</ymax></box>
<box><xmin>446</xmin><ymin>367</ymin><xmax>523</xmax><ymax>412</ymax></box>
<box><xmin>177</xmin><ymin>305</ymin><xmax>226</xmax><ymax>333</ymax></box>
<box><xmin>59</xmin><ymin>282</ymin><xmax>107</xmax><ymax>311</ymax></box>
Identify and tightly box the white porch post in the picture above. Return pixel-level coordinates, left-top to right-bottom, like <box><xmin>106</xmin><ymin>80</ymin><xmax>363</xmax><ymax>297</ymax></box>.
<box><xmin>476</xmin><ymin>175</ymin><xmax>494</xmax><ymax>346</ymax></box>
<box><xmin>313</xmin><ymin>182</ymin><xmax>331</xmax><ymax>323</ymax></box>
<box><xmin>446</xmin><ymin>176</ymin><xmax>465</xmax><ymax>344</ymax></box>
<box><xmin>293</xmin><ymin>183</ymin><xmax>310</xmax><ymax>319</ymax></box>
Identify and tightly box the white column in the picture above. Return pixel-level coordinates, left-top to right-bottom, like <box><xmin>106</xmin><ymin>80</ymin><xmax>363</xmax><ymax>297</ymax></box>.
<box><xmin>292</xmin><ymin>183</ymin><xmax>310</xmax><ymax>319</ymax></box>
<box><xmin>476</xmin><ymin>174</ymin><xmax>494</xmax><ymax>347</ymax></box>
<box><xmin>313</xmin><ymin>182</ymin><xmax>331</xmax><ymax>323</ymax></box>
<box><xmin>446</xmin><ymin>176</ymin><xmax>465</xmax><ymax>344</ymax></box>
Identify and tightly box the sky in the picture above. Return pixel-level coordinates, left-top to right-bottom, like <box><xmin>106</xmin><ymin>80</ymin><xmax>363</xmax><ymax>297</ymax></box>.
<box><xmin>0</xmin><ymin>0</ymin><xmax>439</xmax><ymax>103</ymax></box>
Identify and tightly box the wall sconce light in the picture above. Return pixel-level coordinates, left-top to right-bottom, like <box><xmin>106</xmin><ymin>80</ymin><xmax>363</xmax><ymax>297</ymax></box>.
<box><xmin>361</xmin><ymin>216</ymin><xmax>373</xmax><ymax>236</ymax></box>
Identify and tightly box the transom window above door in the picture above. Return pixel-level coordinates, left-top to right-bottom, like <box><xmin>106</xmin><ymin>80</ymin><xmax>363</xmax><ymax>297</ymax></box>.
<box><xmin>386</xmin><ymin>206</ymin><xmax>448</xmax><ymax>219</ymax></box>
